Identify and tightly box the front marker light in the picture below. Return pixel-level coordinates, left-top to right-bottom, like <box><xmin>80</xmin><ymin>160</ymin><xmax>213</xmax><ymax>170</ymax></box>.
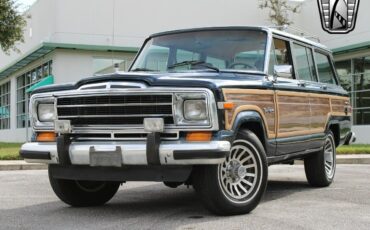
<box><xmin>184</xmin><ymin>100</ymin><xmax>207</xmax><ymax>120</ymax></box>
<box><xmin>37</xmin><ymin>103</ymin><xmax>55</xmax><ymax>122</ymax></box>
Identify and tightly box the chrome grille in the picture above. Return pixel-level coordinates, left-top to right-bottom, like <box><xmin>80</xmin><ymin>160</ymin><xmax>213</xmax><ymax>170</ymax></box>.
<box><xmin>56</xmin><ymin>94</ymin><xmax>174</xmax><ymax>126</ymax></box>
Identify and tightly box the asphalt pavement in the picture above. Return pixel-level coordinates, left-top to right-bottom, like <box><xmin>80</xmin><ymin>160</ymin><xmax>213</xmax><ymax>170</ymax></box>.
<box><xmin>0</xmin><ymin>165</ymin><xmax>369</xmax><ymax>230</ymax></box>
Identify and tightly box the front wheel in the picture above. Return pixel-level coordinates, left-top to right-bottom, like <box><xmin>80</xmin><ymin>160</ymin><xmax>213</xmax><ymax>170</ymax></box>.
<box><xmin>49</xmin><ymin>166</ymin><xmax>120</xmax><ymax>207</ymax></box>
<box><xmin>304</xmin><ymin>131</ymin><xmax>336</xmax><ymax>187</ymax></box>
<box><xmin>193</xmin><ymin>130</ymin><xmax>268</xmax><ymax>215</ymax></box>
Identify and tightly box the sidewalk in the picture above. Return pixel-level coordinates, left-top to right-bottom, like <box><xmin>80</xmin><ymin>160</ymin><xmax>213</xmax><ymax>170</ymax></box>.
<box><xmin>0</xmin><ymin>154</ymin><xmax>370</xmax><ymax>171</ymax></box>
<box><xmin>0</xmin><ymin>160</ymin><xmax>47</xmax><ymax>171</ymax></box>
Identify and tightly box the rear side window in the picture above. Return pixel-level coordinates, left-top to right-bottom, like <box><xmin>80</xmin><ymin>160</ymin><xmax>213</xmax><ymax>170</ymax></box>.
<box><xmin>292</xmin><ymin>43</ymin><xmax>317</xmax><ymax>82</ymax></box>
<box><xmin>315</xmin><ymin>52</ymin><xmax>337</xmax><ymax>85</ymax></box>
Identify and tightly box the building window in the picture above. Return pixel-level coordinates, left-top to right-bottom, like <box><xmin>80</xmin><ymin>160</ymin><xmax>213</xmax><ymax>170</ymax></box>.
<box><xmin>16</xmin><ymin>61</ymin><xmax>52</xmax><ymax>128</ymax></box>
<box><xmin>335</xmin><ymin>57</ymin><xmax>370</xmax><ymax>125</ymax></box>
<box><xmin>0</xmin><ymin>82</ymin><xmax>11</xmax><ymax>130</ymax></box>
<box><xmin>335</xmin><ymin>60</ymin><xmax>352</xmax><ymax>92</ymax></box>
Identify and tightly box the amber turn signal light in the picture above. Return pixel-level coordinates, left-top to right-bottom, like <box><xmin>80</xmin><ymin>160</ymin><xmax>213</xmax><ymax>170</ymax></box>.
<box><xmin>186</xmin><ymin>132</ymin><xmax>212</xmax><ymax>142</ymax></box>
<box><xmin>223</xmin><ymin>102</ymin><xmax>234</xmax><ymax>110</ymax></box>
<box><xmin>36</xmin><ymin>132</ymin><xmax>56</xmax><ymax>142</ymax></box>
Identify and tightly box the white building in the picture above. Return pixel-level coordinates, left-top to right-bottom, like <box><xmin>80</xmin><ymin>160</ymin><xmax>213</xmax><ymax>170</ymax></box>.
<box><xmin>0</xmin><ymin>0</ymin><xmax>369</xmax><ymax>143</ymax></box>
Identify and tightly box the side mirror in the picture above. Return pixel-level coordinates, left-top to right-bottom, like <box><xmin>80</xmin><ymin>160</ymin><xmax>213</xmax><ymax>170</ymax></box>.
<box><xmin>273</xmin><ymin>65</ymin><xmax>293</xmax><ymax>81</ymax></box>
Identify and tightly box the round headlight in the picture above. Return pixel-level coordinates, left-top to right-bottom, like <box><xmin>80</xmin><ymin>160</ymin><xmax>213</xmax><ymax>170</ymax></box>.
<box><xmin>37</xmin><ymin>103</ymin><xmax>55</xmax><ymax>122</ymax></box>
<box><xmin>184</xmin><ymin>100</ymin><xmax>207</xmax><ymax>120</ymax></box>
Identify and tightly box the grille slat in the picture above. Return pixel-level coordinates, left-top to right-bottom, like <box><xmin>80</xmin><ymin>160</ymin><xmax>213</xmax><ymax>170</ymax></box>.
<box><xmin>57</xmin><ymin>94</ymin><xmax>174</xmax><ymax>126</ymax></box>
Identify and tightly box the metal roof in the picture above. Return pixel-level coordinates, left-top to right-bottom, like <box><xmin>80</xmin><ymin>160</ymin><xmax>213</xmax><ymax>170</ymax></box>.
<box><xmin>0</xmin><ymin>44</ymin><xmax>54</xmax><ymax>79</ymax></box>
<box><xmin>0</xmin><ymin>43</ymin><xmax>139</xmax><ymax>79</ymax></box>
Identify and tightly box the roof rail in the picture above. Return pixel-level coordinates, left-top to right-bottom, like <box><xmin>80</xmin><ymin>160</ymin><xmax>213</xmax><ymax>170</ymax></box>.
<box><xmin>268</xmin><ymin>25</ymin><xmax>321</xmax><ymax>43</ymax></box>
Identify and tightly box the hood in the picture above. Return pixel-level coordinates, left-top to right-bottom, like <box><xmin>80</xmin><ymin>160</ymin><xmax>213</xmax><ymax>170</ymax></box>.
<box><xmin>31</xmin><ymin>71</ymin><xmax>268</xmax><ymax>95</ymax></box>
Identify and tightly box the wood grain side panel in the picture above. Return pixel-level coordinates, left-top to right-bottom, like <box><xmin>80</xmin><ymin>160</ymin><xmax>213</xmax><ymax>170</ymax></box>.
<box><xmin>223</xmin><ymin>88</ymin><xmax>350</xmax><ymax>139</ymax></box>
<box><xmin>276</xmin><ymin>91</ymin><xmax>310</xmax><ymax>138</ymax></box>
<box><xmin>331</xmin><ymin>98</ymin><xmax>351</xmax><ymax>116</ymax></box>
<box><xmin>223</xmin><ymin>89</ymin><xmax>276</xmax><ymax>138</ymax></box>
<box><xmin>310</xmin><ymin>97</ymin><xmax>331</xmax><ymax>132</ymax></box>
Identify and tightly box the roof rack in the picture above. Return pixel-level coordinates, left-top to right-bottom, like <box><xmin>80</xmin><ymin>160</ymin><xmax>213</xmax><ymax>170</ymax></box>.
<box><xmin>268</xmin><ymin>25</ymin><xmax>321</xmax><ymax>43</ymax></box>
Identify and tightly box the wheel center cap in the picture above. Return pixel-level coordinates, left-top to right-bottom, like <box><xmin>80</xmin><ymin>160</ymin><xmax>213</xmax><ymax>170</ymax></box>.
<box><xmin>226</xmin><ymin>160</ymin><xmax>245</xmax><ymax>182</ymax></box>
<box><xmin>237</xmin><ymin>166</ymin><xmax>247</xmax><ymax>178</ymax></box>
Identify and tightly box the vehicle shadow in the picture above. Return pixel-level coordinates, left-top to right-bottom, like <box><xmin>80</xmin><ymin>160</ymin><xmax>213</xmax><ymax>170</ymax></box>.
<box><xmin>1</xmin><ymin>179</ymin><xmax>314</xmax><ymax>229</ymax></box>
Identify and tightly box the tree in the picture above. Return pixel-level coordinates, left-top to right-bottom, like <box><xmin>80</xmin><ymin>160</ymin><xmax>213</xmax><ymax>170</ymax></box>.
<box><xmin>0</xmin><ymin>0</ymin><xmax>26</xmax><ymax>54</ymax></box>
<box><xmin>259</xmin><ymin>0</ymin><xmax>302</xmax><ymax>26</ymax></box>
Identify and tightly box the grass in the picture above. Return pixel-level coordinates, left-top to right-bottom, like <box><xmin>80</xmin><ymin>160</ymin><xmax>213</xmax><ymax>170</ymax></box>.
<box><xmin>337</xmin><ymin>144</ymin><xmax>370</xmax><ymax>155</ymax></box>
<box><xmin>0</xmin><ymin>142</ymin><xmax>23</xmax><ymax>160</ymax></box>
<box><xmin>0</xmin><ymin>142</ymin><xmax>369</xmax><ymax>160</ymax></box>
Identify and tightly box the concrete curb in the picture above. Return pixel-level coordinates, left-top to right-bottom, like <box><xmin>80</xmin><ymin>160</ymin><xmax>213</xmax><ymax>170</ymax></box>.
<box><xmin>1</xmin><ymin>155</ymin><xmax>370</xmax><ymax>171</ymax></box>
<box><xmin>0</xmin><ymin>160</ymin><xmax>47</xmax><ymax>171</ymax></box>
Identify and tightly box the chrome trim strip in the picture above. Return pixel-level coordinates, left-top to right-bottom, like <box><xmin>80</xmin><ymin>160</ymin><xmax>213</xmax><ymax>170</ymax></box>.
<box><xmin>21</xmin><ymin>140</ymin><xmax>231</xmax><ymax>165</ymax></box>
<box><xmin>58</xmin><ymin>114</ymin><xmax>173</xmax><ymax>118</ymax></box>
<box><xmin>78</xmin><ymin>82</ymin><xmax>147</xmax><ymax>90</ymax></box>
<box><xmin>57</xmin><ymin>102</ymin><xmax>172</xmax><ymax>108</ymax></box>
<box><xmin>31</xmin><ymin>87</ymin><xmax>219</xmax><ymax>131</ymax></box>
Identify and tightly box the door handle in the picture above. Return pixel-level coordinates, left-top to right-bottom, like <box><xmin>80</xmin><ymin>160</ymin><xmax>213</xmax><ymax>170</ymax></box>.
<box><xmin>321</xmin><ymin>85</ymin><xmax>328</xmax><ymax>90</ymax></box>
<box><xmin>297</xmin><ymin>81</ymin><xmax>306</xmax><ymax>87</ymax></box>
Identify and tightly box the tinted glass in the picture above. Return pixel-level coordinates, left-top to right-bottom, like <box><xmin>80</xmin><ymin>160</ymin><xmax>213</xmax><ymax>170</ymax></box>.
<box><xmin>269</xmin><ymin>38</ymin><xmax>293</xmax><ymax>78</ymax></box>
<box><xmin>131</xmin><ymin>30</ymin><xmax>267</xmax><ymax>73</ymax></box>
<box><xmin>292</xmin><ymin>43</ymin><xmax>316</xmax><ymax>81</ymax></box>
<box><xmin>315</xmin><ymin>52</ymin><xmax>336</xmax><ymax>84</ymax></box>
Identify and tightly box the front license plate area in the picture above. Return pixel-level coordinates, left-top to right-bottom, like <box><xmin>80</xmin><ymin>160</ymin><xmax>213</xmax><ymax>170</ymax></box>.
<box><xmin>89</xmin><ymin>146</ymin><xmax>122</xmax><ymax>167</ymax></box>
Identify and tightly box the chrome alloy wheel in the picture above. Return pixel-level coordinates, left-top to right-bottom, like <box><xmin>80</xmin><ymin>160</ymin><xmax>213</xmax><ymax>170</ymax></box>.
<box><xmin>218</xmin><ymin>140</ymin><xmax>262</xmax><ymax>203</ymax></box>
<box><xmin>323</xmin><ymin>136</ymin><xmax>336</xmax><ymax>179</ymax></box>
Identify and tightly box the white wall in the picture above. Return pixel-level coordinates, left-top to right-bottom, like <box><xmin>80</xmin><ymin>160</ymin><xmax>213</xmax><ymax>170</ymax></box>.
<box><xmin>352</xmin><ymin>126</ymin><xmax>370</xmax><ymax>144</ymax></box>
<box><xmin>3</xmin><ymin>0</ymin><xmax>370</xmax><ymax>71</ymax></box>
<box><xmin>52</xmin><ymin>49</ymin><xmax>136</xmax><ymax>84</ymax></box>
<box><xmin>51</xmin><ymin>0</ymin><xmax>270</xmax><ymax>48</ymax></box>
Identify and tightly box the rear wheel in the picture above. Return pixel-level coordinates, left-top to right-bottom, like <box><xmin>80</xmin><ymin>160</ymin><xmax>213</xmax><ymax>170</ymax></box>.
<box><xmin>304</xmin><ymin>131</ymin><xmax>336</xmax><ymax>187</ymax></box>
<box><xmin>193</xmin><ymin>130</ymin><xmax>268</xmax><ymax>215</ymax></box>
<box><xmin>49</xmin><ymin>166</ymin><xmax>120</xmax><ymax>207</ymax></box>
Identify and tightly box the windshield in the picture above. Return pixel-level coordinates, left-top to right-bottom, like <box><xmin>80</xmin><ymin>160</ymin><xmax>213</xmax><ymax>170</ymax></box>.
<box><xmin>130</xmin><ymin>29</ymin><xmax>267</xmax><ymax>73</ymax></box>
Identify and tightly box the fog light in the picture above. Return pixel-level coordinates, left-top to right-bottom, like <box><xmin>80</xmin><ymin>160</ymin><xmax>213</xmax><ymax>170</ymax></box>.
<box><xmin>144</xmin><ymin>118</ymin><xmax>164</xmax><ymax>132</ymax></box>
<box><xmin>55</xmin><ymin>120</ymin><xmax>71</xmax><ymax>133</ymax></box>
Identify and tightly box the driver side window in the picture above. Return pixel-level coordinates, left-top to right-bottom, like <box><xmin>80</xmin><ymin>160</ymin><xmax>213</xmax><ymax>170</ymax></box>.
<box><xmin>269</xmin><ymin>38</ymin><xmax>294</xmax><ymax>78</ymax></box>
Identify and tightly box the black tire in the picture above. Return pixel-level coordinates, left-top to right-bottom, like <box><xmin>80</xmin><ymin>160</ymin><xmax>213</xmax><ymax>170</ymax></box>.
<box><xmin>193</xmin><ymin>129</ymin><xmax>268</xmax><ymax>215</ymax></box>
<box><xmin>163</xmin><ymin>182</ymin><xmax>183</xmax><ymax>188</ymax></box>
<box><xmin>304</xmin><ymin>131</ymin><xmax>336</xmax><ymax>187</ymax></box>
<box><xmin>48</xmin><ymin>166</ymin><xmax>120</xmax><ymax>207</ymax></box>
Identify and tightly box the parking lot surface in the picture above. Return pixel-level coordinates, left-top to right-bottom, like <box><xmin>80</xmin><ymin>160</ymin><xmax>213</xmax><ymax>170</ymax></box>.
<box><xmin>0</xmin><ymin>165</ymin><xmax>369</xmax><ymax>230</ymax></box>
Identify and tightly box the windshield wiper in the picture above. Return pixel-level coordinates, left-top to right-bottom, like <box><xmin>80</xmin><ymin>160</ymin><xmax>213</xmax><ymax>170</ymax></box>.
<box><xmin>130</xmin><ymin>68</ymin><xmax>157</xmax><ymax>72</ymax></box>
<box><xmin>168</xmin><ymin>60</ymin><xmax>219</xmax><ymax>72</ymax></box>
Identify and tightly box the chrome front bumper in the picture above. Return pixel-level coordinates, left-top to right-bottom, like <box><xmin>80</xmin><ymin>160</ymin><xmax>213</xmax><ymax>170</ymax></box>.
<box><xmin>20</xmin><ymin>140</ymin><xmax>231</xmax><ymax>165</ymax></box>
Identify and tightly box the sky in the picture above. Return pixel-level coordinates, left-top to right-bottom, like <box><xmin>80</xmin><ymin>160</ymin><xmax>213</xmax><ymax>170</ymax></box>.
<box><xmin>16</xmin><ymin>0</ymin><xmax>37</xmax><ymax>12</ymax></box>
